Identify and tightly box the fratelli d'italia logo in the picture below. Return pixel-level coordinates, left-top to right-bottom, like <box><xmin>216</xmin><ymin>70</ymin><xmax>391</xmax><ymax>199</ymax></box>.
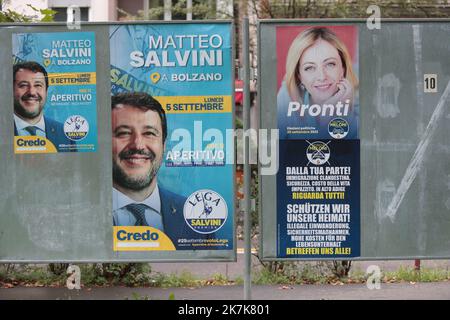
<box><xmin>183</xmin><ymin>189</ymin><xmax>228</xmax><ymax>234</ymax></box>
<box><xmin>64</xmin><ymin>115</ymin><xmax>89</xmax><ymax>141</ymax></box>
<box><xmin>328</xmin><ymin>118</ymin><xmax>349</xmax><ymax>139</ymax></box>
<box><xmin>306</xmin><ymin>141</ymin><xmax>330</xmax><ymax>166</ymax></box>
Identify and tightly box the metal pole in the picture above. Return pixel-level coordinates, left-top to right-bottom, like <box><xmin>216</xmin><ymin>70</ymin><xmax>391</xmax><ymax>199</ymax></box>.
<box><xmin>414</xmin><ymin>259</ymin><xmax>421</xmax><ymax>271</ymax></box>
<box><xmin>143</xmin><ymin>0</ymin><xmax>149</xmax><ymax>19</ymax></box>
<box><xmin>243</xmin><ymin>17</ymin><xmax>252</xmax><ymax>301</ymax></box>
<box><xmin>164</xmin><ymin>0</ymin><xmax>172</xmax><ymax>21</ymax></box>
<box><xmin>187</xmin><ymin>0</ymin><xmax>192</xmax><ymax>20</ymax></box>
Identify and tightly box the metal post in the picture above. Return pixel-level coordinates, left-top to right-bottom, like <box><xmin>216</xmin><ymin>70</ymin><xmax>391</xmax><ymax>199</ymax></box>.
<box><xmin>143</xmin><ymin>0</ymin><xmax>149</xmax><ymax>19</ymax></box>
<box><xmin>187</xmin><ymin>0</ymin><xmax>192</xmax><ymax>20</ymax></box>
<box><xmin>243</xmin><ymin>17</ymin><xmax>252</xmax><ymax>301</ymax></box>
<box><xmin>414</xmin><ymin>259</ymin><xmax>421</xmax><ymax>271</ymax></box>
<box><xmin>164</xmin><ymin>0</ymin><xmax>172</xmax><ymax>21</ymax></box>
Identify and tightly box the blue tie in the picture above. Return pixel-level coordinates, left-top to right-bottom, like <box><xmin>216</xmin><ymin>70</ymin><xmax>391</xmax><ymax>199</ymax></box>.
<box><xmin>25</xmin><ymin>126</ymin><xmax>38</xmax><ymax>136</ymax></box>
<box><xmin>126</xmin><ymin>203</ymin><xmax>148</xmax><ymax>226</ymax></box>
<box><xmin>125</xmin><ymin>203</ymin><xmax>164</xmax><ymax>230</ymax></box>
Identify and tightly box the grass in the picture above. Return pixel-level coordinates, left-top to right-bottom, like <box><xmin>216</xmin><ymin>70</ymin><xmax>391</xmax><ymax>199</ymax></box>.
<box><xmin>0</xmin><ymin>264</ymin><xmax>154</xmax><ymax>288</ymax></box>
<box><xmin>253</xmin><ymin>268</ymin><xmax>290</xmax><ymax>285</ymax></box>
<box><xmin>0</xmin><ymin>264</ymin><xmax>242</xmax><ymax>288</ymax></box>
<box><xmin>252</xmin><ymin>264</ymin><xmax>450</xmax><ymax>286</ymax></box>
<box><xmin>126</xmin><ymin>292</ymin><xmax>176</xmax><ymax>300</ymax></box>
<box><xmin>152</xmin><ymin>271</ymin><xmax>200</xmax><ymax>288</ymax></box>
<box><xmin>383</xmin><ymin>266</ymin><xmax>450</xmax><ymax>283</ymax></box>
<box><xmin>252</xmin><ymin>263</ymin><xmax>336</xmax><ymax>285</ymax></box>
<box><xmin>0</xmin><ymin>265</ymin><xmax>66</xmax><ymax>287</ymax></box>
<box><xmin>153</xmin><ymin>271</ymin><xmax>242</xmax><ymax>287</ymax></box>
<box><xmin>1</xmin><ymin>263</ymin><xmax>450</xmax><ymax>288</ymax></box>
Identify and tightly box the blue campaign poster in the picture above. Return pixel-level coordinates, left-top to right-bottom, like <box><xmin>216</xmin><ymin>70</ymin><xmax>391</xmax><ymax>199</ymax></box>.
<box><xmin>12</xmin><ymin>32</ymin><xmax>98</xmax><ymax>153</ymax></box>
<box><xmin>277</xmin><ymin>139</ymin><xmax>360</xmax><ymax>258</ymax></box>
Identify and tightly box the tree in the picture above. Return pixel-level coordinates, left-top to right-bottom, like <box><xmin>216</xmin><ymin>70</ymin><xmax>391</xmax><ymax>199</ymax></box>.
<box><xmin>250</xmin><ymin>0</ymin><xmax>449</xmax><ymax>19</ymax></box>
<box><xmin>117</xmin><ymin>0</ymin><xmax>233</xmax><ymax>21</ymax></box>
<box><xmin>0</xmin><ymin>1</ymin><xmax>55</xmax><ymax>22</ymax></box>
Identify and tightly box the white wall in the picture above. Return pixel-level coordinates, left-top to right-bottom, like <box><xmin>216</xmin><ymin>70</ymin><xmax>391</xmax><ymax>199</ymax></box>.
<box><xmin>90</xmin><ymin>0</ymin><xmax>117</xmax><ymax>21</ymax></box>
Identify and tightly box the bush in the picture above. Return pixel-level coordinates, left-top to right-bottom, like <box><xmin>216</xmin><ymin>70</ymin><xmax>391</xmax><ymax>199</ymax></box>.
<box><xmin>93</xmin><ymin>263</ymin><xmax>153</xmax><ymax>286</ymax></box>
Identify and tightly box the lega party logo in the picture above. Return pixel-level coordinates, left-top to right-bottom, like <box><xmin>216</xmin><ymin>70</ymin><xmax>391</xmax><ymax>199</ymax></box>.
<box><xmin>183</xmin><ymin>189</ymin><xmax>228</xmax><ymax>234</ymax></box>
<box><xmin>328</xmin><ymin>118</ymin><xmax>349</xmax><ymax>139</ymax></box>
<box><xmin>306</xmin><ymin>141</ymin><xmax>330</xmax><ymax>165</ymax></box>
<box><xmin>64</xmin><ymin>115</ymin><xmax>89</xmax><ymax>141</ymax></box>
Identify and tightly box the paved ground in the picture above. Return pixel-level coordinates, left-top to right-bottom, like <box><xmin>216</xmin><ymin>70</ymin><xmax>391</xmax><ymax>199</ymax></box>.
<box><xmin>1</xmin><ymin>282</ymin><xmax>450</xmax><ymax>300</ymax></box>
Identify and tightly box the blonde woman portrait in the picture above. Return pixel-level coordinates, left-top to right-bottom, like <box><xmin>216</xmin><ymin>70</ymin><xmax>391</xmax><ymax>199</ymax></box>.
<box><xmin>277</xmin><ymin>26</ymin><xmax>359</xmax><ymax>139</ymax></box>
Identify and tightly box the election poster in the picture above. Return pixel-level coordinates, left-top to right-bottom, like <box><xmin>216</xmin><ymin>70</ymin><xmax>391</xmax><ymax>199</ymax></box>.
<box><xmin>277</xmin><ymin>25</ymin><xmax>359</xmax><ymax>140</ymax></box>
<box><xmin>110</xmin><ymin>23</ymin><xmax>234</xmax><ymax>251</ymax></box>
<box><xmin>12</xmin><ymin>32</ymin><xmax>98</xmax><ymax>153</ymax></box>
<box><xmin>277</xmin><ymin>140</ymin><xmax>360</xmax><ymax>258</ymax></box>
<box><xmin>276</xmin><ymin>25</ymin><xmax>360</xmax><ymax>258</ymax></box>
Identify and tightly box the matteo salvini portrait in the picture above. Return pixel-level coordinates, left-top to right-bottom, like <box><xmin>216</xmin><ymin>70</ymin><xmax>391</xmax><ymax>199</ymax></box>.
<box><xmin>13</xmin><ymin>61</ymin><xmax>75</xmax><ymax>152</ymax></box>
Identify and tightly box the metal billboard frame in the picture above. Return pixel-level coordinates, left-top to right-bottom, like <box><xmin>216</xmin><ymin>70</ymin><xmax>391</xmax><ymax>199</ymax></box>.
<box><xmin>0</xmin><ymin>20</ymin><xmax>237</xmax><ymax>263</ymax></box>
<box><xmin>258</xmin><ymin>18</ymin><xmax>450</xmax><ymax>261</ymax></box>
